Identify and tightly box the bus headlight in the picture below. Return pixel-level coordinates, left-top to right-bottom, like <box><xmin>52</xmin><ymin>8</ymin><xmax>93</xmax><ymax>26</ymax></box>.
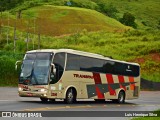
<box><xmin>39</xmin><ymin>89</ymin><xmax>46</xmax><ymax>92</ymax></box>
<box><xmin>18</xmin><ymin>87</ymin><xmax>22</xmax><ymax>91</ymax></box>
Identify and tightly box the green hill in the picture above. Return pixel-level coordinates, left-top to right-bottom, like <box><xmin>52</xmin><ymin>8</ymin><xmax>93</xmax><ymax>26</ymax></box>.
<box><xmin>1</xmin><ymin>5</ymin><xmax>130</xmax><ymax>36</ymax></box>
<box><xmin>92</xmin><ymin>0</ymin><xmax>160</xmax><ymax>29</ymax></box>
<box><xmin>1</xmin><ymin>0</ymin><xmax>159</xmax><ymax>30</ymax></box>
<box><xmin>0</xmin><ymin>2</ymin><xmax>160</xmax><ymax>86</ymax></box>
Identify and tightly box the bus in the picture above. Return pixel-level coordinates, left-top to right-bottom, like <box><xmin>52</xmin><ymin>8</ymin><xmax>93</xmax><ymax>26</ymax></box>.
<box><xmin>16</xmin><ymin>49</ymin><xmax>140</xmax><ymax>104</ymax></box>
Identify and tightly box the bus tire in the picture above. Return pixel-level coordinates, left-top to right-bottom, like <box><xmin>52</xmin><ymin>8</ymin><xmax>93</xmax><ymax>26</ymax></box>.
<box><xmin>40</xmin><ymin>97</ymin><xmax>48</xmax><ymax>103</ymax></box>
<box><xmin>49</xmin><ymin>99</ymin><xmax>55</xmax><ymax>102</ymax></box>
<box><xmin>65</xmin><ymin>88</ymin><xmax>76</xmax><ymax>104</ymax></box>
<box><xmin>117</xmin><ymin>91</ymin><xmax>125</xmax><ymax>104</ymax></box>
<box><xmin>94</xmin><ymin>99</ymin><xmax>105</xmax><ymax>103</ymax></box>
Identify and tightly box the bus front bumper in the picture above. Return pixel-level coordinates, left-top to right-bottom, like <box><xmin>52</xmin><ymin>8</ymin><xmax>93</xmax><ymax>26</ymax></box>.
<box><xmin>18</xmin><ymin>91</ymin><xmax>48</xmax><ymax>98</ymax></box>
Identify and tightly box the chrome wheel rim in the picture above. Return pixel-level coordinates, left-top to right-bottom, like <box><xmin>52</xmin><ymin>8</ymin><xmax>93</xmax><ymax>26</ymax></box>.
<box><xmin>68</xmin><ymin>92</ymin><xmax>73</xmax><ymax>102</ymax></box>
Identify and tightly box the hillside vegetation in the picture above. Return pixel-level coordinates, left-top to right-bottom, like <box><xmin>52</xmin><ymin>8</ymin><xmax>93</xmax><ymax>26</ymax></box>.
<box><xmin>1</xmin><ymin>0</ymin><xmax>158</xmax><ymax>30</ymax></box>
<box><xmin>92</xmin><ymin>0</ymin><xmax>160</xmax><ymax>29</ymax></box>
<box><xmin>0</xmin><ymin>1</ymin><xmax>160</xmax><ymax>86</ymax></box>
<box><xmin>0</xmin><ymin>29</ymin><xmax>160</xmax><ymax>86</ymax></box>
<box><xmin>1</xmin><ymin>5</ymin><xmax>130</xmax><ymax>36</ymax></box>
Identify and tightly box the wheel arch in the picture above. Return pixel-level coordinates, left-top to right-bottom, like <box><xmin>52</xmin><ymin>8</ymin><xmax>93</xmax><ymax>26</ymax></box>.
<box><xmin>117</xmin><ymin>88</ymin><xmax>126</xmax><ymax>99</ymax></box>
<box><xmin>64</xmin><ymin>85</ymin><xmax>77</xmax><ymax>98</ymax></box>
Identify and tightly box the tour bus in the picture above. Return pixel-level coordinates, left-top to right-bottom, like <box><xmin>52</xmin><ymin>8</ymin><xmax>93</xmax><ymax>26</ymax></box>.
<box><xmin>16</xmin><ymin>49</ymin><xmax>140</xmax><ymax>104</ymax></box>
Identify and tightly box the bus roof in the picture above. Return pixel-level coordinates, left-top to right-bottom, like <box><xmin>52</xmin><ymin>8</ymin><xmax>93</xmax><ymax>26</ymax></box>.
<box><xmin>27</xmin><ymin>49</ymin><xmax>139</xmax><ymax>66</ymax></box>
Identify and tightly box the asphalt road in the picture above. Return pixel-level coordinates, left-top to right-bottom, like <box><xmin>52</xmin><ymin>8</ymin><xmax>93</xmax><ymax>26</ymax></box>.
<box><xmin>0</xmin><ymin>87</ymin><xmax>160</xmax><ymax>119</ymax></box>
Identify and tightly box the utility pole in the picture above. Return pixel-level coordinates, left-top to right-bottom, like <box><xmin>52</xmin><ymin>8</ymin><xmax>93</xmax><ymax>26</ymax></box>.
<box><xmin>38</xmin><ymin>18</ymin><xmax>41</xmax><ymax>49</ymax></box>
<box><xmin>13</xmin><ymin>13</ymin><xmax>17</xmax><ymax>53</ymax></box>
<box><xmin>26</xmin><ymin>19</ymin><xmax>29</xmax><ymax>51</ymax></box>
<box><xmin>6</xmin><ymin>11</ymin><xmax>9</xmax><ymax>45</ymax></box>
<box><xmin>0</xmin><ymin>8</ymin><xmax>3</xmax><ymax>35</ymax></box>
<box><xmin>38</xmin><ymin>33</ymin><xmax>40</xmax><ymax>49</ymax></box>
<box><xmin>33</xmin><ymin>18</ymin><xmax>36</xmax><ymax>50</ymax></box>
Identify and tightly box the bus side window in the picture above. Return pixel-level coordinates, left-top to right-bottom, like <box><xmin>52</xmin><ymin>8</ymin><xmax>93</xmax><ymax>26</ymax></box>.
<box><xmin>66</xmin><ymin>54</ymin><xmax>80</xmax><ymax>71</ymax></box>
<box><xmin>53</xmin><ymin>53</ymin><xmax>65</xmax><ymax>83</ymax></box>
<box><xmin>103</xmin><ymin>61</ymin><xmax>115</xmax><ymax>74</ymax></box>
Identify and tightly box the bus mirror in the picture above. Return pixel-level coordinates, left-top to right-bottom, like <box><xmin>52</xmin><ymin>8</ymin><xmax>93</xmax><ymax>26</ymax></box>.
<box><xmin>50</xmin><ymin>74</ymin><xmax>55</xmax><ymax>81</ymax></box>
<box><xmin>51</xmin><ymin>64</ymin><xmax>56</xmax><ymax>75</ymax></box>
<box><xmin>15</xmin><ymin>61</ymin><xmax>22</xmax><ymax>70</ymax></box>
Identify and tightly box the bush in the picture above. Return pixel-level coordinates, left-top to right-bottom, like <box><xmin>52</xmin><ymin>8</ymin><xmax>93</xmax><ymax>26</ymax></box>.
<box><xmin>120</xmin><ymin>12</ymin><xmax>137</xmax><ymax>28</ymax></box>
<box><xmin>0</xmin><ymin>52</ymin><xmax>23</xmax><ymax>86</ymax></box>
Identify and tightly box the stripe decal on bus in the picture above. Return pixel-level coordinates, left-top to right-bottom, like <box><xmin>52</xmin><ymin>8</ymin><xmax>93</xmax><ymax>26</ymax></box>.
<box><xmin>93</xmin><ymin>73</ymin><xmax>105</xmax><ymax>99</ymax></box>
<box><xmin>106</xmin><ymin>74</ymin><xmax>116</xmax><ymax>96</ymax></box>
<box><xmin>86</xmin><ymin>82</ymin><xmax>136</xmax><ymax>98</ymax></box>
<box><xmin>129</xmin><ymin>77</ymin><xmax>135</xmax><ymax>90</ymax></box>
<box><xmin>86</xmin><ymin>73</ymin><xmax>137</xmax><ymax>99</ymax></box>
<box><xmin>118</xmin><ymin>75</ymin><xmax>126</xmax><ymax>91</ymax></box>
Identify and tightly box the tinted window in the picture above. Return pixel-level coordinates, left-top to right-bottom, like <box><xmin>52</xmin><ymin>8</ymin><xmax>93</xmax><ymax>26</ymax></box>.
<box><xmin>65</xmin><ymin>54</ymin><xmax>139</xmax><ymax>77</ymax></box>
<box><xmin>79</xmin><ymin>56</ymin><xmax>93</xmax><ymax>71</ymax></box>
<box><xmin>66</xmin><ymin>54</ymin><xmax>79</xmax><ymax>70</ymax></box>
<box><xmin>124</xmin><ymin>64</ymin><xmax>140</xmax><ymax>77</ymax></box>
<box><xmin>66</xmin><ymin>54</ymin><xmax>104</xmax><ymax>73</ymax></box>
<box><xmin>91</xmin><ymin>58</ymin><xmax>104</xmax><ymax>73</ymax></box>
<box><xmin>103</xmin><ymin>61</ymin><xmax>115</xmax><ymax>74</ymax></box>
<box><xmin>53</xmin><ymin>53</ymin><xmax>65</xmax><ymax>81</ymax></box>
<box><xmin>103</xmin><ymin>60</ymin><xmax>140</xmax><ymax>77</ymax></box>
<box><xmin>114</xmin><ymin>62</ymin><xmax>125</xmax><ymax>75</ymax></box>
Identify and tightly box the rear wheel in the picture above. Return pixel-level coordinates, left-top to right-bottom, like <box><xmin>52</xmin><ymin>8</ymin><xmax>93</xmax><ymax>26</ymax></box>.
<box><xmin>65</xmin><ymin>88</ymin><xmax>76</xmax><ymax>104</ymax></box>
<box><xmin>111</xmin><ymin>91</ymin><xmax>125</xmax><ymax>104</ymax></box>
<box><xmin>40</xmin><ymin>97</ymin><xmax>48</xmax><ymax>103</ymax></box>
<box><xmin>117</xmin><ymin>91</ymin><xmax>125</xmax><ymax>104</ymax></box>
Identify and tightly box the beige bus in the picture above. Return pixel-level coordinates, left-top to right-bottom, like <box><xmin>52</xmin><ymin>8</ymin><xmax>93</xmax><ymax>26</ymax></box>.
<box><xmin>16</xmin><ymin>49</ymin><xmax>140</xmax><ymax>104</ymax></box>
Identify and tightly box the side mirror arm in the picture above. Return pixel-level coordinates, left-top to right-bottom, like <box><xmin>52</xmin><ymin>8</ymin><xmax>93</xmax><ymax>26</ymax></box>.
<box><xmin>51</xmin><ymin>63</ymin><xmax>56</xmax><ymax>75</ymax></box>
<box><xmin>15</xmin><ymin>61</ymin><xmax>22</xmax><ymax>70</ymax></box>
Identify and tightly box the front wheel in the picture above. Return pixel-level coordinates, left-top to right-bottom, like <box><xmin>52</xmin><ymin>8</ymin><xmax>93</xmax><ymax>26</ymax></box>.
<box><xmin>49</xmin><ymin>99</ymin><xmax>55</xmax><ymax>102</ymax></box>
<box><xmin>65</xmin><ymin>88</ymin><xmax>76</xmax><ymax>104</ymax></box>
<box><xmin>40</xmin><ymin>97</ymin><xmax>48</xmax><ymax>103</ymax></box>
<box><xmin>94</xmin><ymin>99</ymin><xmax>105</xmax><ymax>103</ymax></box>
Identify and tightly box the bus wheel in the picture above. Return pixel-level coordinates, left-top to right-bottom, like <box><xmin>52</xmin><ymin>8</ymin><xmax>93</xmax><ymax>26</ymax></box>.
<box><xmin>49</xmin><ymin>99</ymin><xmax>55</xmax><ymax>102</ymax></box>
<box><xmin>40</xmin><ymin>97</ymin><xmax>48</xmax><ymax>103</ymax></box>
<box><xmin>65</xmin><ymin>88</ymin><xmax>76</xmax><ymax>104</ymax></box>
<box><xmin>117</xmin><ymin>91</ymin><xmax>125</xmax><ymax>104</ymax></box>
<box><xmin>94</xmin><ymin>99</ymin><xmax>105</xmax><ymax>103</ymax></box>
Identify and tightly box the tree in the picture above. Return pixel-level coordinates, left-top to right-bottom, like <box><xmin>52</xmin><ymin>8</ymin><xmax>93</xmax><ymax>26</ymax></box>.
<box><xmin>0</xmin><ymin>0</ymin><xmax>24</xmax><ymax>11</ymax></box>
<box><xmin>98</xmin><ymin>3</ymin><xmax>118</xmax><ymax>19</ymax></box>
<box><xmin>120</xmin><ymin>12</ymin><xmax>137</xmax><ymax>28</ymax></box>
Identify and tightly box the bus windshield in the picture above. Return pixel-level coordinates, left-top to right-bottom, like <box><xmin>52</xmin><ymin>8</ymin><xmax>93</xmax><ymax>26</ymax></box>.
<box><xmin>19</xmin><ymin>52</ymin><xmax>53</xmax><ymax>85</ymax></box>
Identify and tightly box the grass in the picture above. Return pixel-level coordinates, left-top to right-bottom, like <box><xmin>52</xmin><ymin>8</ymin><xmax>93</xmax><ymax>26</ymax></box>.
<box><xmin>0</xmin><ymin>3</ymin><xmax>159</xmax><ymax>86</ymax></box>
<box><xmin>92</xmin><ymin>0</ymin><xmax>160</xmax><ymax>29</ymax></box>
<box><xmin>0</xmin><ymin>29</ymin><xmax>160</xmax><ymax>86</ymax></box>
<box><xmin>1</xmin><ymin>5</ymin><xmax>130</xmax><ymax>37</ymax></box>
<box><xmin>7</xmin><ymin>0</ymin><xmax>160</xmax><ymax>30</ymax></box>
